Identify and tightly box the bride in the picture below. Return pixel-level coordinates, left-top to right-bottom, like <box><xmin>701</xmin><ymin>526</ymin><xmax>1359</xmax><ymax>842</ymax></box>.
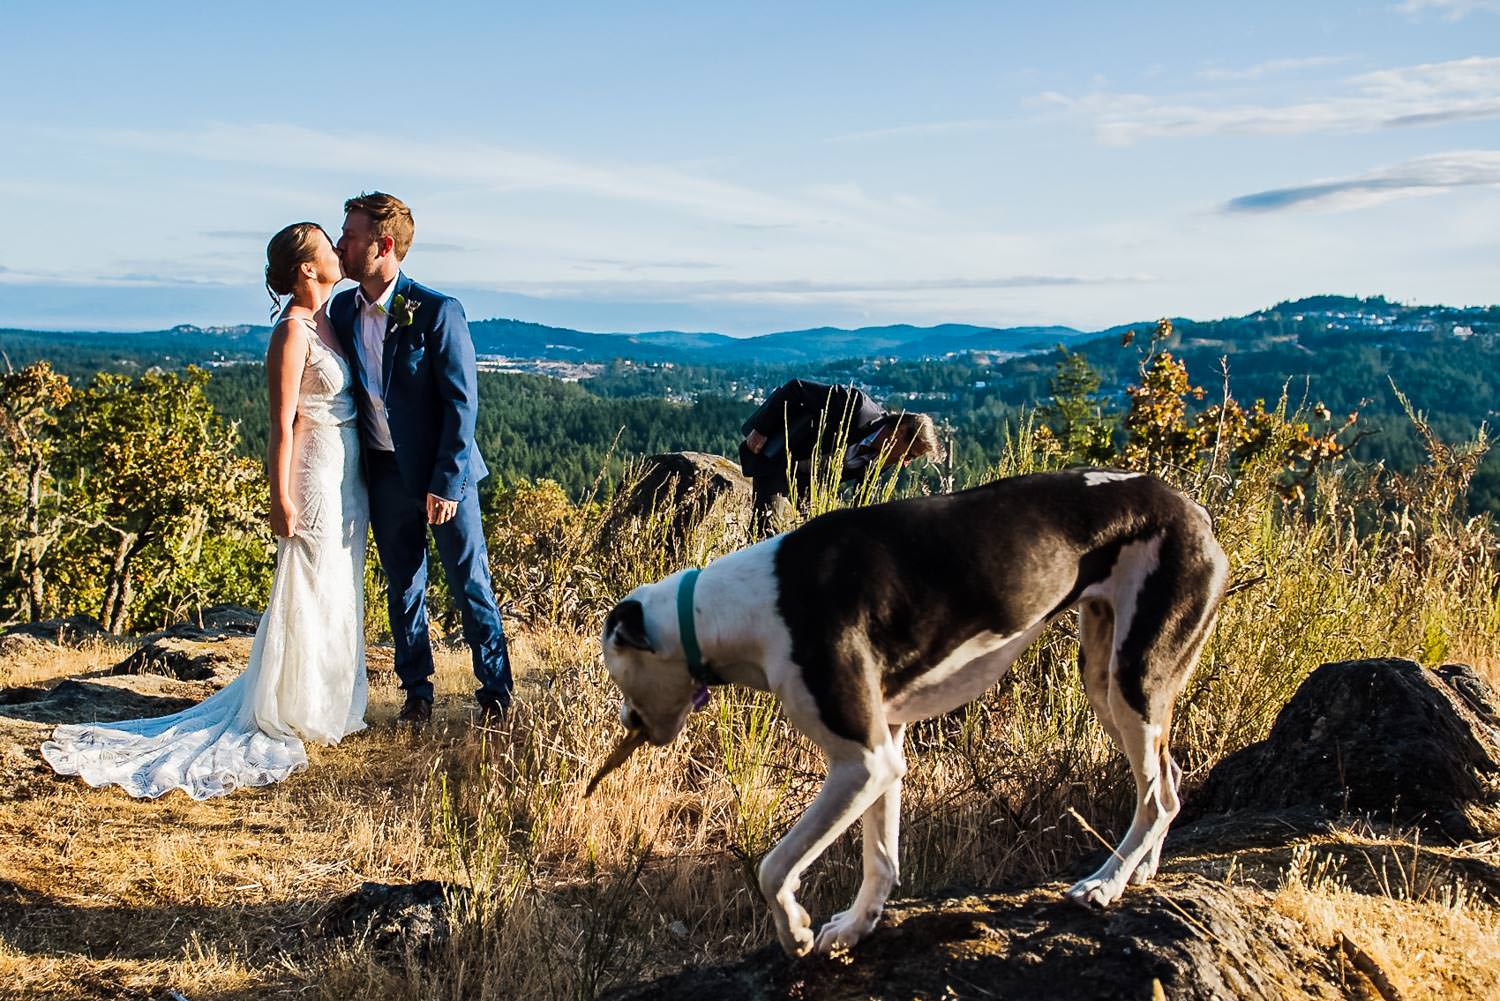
<box><xmin>41</xmin><ymin>223</ymin><xmax>369</xmax><ymax>799</ymax></box>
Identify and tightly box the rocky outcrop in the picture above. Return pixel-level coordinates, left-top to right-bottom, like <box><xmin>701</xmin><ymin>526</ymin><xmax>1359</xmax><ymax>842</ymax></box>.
<box><xmin>106</xmin><ymin>611</ymin><xmax>260</xmax><ymax>689</ymax></box>
<box><xmin>1</xmin><ymin>615</ymin><xmax>108</xmax><ymax>646</ymax></box>
<box><xmin>604</xmin><ymin>876</ymin><xmax>1341</xmax><ymax>1001</ymax></box>
<box><xmin>0</xmin><ymin>674</ymin><xmax>203</xmax><ymax>726</ymax></box>
<box><xmin>612</xmin><ymin>452</ymin><xmax>753</xmax><ymax>546</ymax></box>
<box><xmin>0</xmin><ymin>606</ymin><xmax>254</xmax><ymax>654</ymax></box>
<box><xmin>1437</xmin><ymin>662</ymin><xmax>1500</xmax><ymax>734</ymax></box>
<box><xmin>1190</xmin><ymin>658</ymin><xmax>1500</xmax><ymax>839</ymax></box>
<box><xmin>0</xmin><ymin>615</ymin><xmax>111</xmax><ymax>663</ymax></box>
<box><xmin>190</xmin><ymin>604</ymin><xmax>262</xmax><ymax>636</ymax></box>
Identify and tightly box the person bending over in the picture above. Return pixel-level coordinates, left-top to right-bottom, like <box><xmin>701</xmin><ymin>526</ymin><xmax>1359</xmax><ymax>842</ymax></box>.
<box><xmin>738</xmin><ymin>378</ymin><xmax>943</xmax><ymax>532</ymax></box>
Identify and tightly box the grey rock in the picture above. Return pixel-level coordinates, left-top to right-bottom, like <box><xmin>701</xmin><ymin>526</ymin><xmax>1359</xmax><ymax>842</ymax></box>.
<box><xmin>1437</xmin><ymin>662</ymin><xmax>1500</xmax><ymax>733</ymax></box>
<box><xmin>194</xmin><ymin>604</ymin><xmax>262</xmax><ymax>636</ymax></box>
<box><xmin>1189</xmin><ymin>658</ymin><xmax>1500</xmax><ymax>839</ymax></box>
<box><xmin>604</xmin><ymin>876</ymin><xmax>1340</xmax><ymax>1001</ymax></box>
<box><xmin>1</xmin><ymin>615</ymin><xmax>108</xmax><ymax>646</ymax></box>
<box><xmin>1</xmin><ymin>675</ymin><xmax>200</xmax><ymax>726</ymax></box>
<box><xmin>0</xmin><ymin>633</ymin><xmax>44</xmax><ymax>661</ymax></box>
<box><xmin>109</xmin><ymin>634</ymin><xmax>246</xmax><ymax>688</ymax></box>
<box><xmin>107</xmin><ymin>612</ymin><xmax>263</xmax><ymax>688</ymax></box>
<box><xmin>611</xmin><ymin>452</ymin><xmax>753</xmax><ymax>547</ymax></box>
<box><xmin>322</xmin><ymin>880</ymin><xmax>468</xmax><ymax>959</ymax></box>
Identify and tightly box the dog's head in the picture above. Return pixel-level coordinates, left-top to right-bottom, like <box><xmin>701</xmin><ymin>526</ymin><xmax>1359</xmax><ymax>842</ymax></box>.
<box><xmin>601</xmin><ymin>580</ymin><xmax>702</xmax><ymax>747</ymax></box>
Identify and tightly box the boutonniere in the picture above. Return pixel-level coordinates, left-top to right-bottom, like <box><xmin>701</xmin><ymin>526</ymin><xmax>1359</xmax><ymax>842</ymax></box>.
<box><xmin>390</xmin><ymin>294</ymin><xmax>421</xmax><ymax>328</ymax></box>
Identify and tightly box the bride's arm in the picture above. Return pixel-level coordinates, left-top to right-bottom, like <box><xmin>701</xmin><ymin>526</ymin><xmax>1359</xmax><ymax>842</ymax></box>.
<box><xmin>265</xmin><ymin>319</ymin><xmax>308</xmax><ymax>537</ymax></box>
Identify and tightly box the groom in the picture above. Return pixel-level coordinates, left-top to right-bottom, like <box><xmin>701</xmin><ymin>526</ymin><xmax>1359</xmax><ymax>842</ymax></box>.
<box><xmin>332</xmin><ymin>191</ymin><xmax>512</xmax><ymax>723</ymax></box>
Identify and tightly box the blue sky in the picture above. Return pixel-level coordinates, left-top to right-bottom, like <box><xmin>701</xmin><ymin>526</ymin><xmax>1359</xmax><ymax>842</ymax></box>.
<box><xmin>1</xmin><ymin>0</ymin><xmax>1497</xmax><ymax>334</ymax></box>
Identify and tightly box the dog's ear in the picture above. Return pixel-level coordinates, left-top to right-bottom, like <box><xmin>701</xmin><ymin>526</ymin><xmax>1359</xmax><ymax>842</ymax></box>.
<box><xmin>605</xmin><ymin>599</ymin><xmax>654</xmax><ymax>652</ymax></box>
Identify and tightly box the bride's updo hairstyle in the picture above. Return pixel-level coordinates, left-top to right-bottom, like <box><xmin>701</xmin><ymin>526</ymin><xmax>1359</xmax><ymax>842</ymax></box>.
<box><xmin>265</xmin><ymin>222</ymin><xmax>328</xmax><ymax>314</ymax></box>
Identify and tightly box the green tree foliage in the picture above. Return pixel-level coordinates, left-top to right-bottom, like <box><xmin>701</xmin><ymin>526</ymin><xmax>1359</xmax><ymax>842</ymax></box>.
<box><xmin>0</xmin><ymin>364</ymin><xmax>269</xmax><ymax>633</ymax></box>
<box><xmin>1035</xmin><ymin>346</ymin><xmax>1115</xmax><ymax>465</ymax></box>
<box><xmin>0</xmin><ymin>362</ymin><xmax>74</xmax><ymax>619</ymax></box>
<box><xmin>205</xmin><ymin>366</ymin><xmax>748</xmax><ymax>498</ymax></box>
<box><xmin>66</xmin><ymin>368</ymin><xmax>264</xmax><ymax>632</ymax></box>
<box><xmin>470</xmin><ymin>374</ymin><xmax>746</xmax><ymax>494</ymax></box>
<box><xmin>1114</xmin><ymin>322</ymin><xmax>1366</xmax><ymax>504</ymax></box>
<box><xmin>4</xmin><ymin>296</ymin><xmax>1495</xmax><ymax>637</ymax></box>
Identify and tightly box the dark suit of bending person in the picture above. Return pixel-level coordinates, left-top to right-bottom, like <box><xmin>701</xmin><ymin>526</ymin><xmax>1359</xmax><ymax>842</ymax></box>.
<box><xmin>738</xmin><ymin>379</ymin><xmax>891</xmax><ymax>532</ymax></box>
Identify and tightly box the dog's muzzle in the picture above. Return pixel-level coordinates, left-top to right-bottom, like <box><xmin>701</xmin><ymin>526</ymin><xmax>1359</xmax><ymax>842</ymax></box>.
<box><xmin>619</xmin><ymin>703</ymin><xmax>645</xmax><ymax>731</ymax></box>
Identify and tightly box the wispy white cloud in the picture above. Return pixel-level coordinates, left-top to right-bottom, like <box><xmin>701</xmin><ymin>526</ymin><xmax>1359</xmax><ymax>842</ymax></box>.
<box><xmin>575</xmin><ymin>257</ymin><xmax>723</xmax><ymax>272</ymax></box>
<box><xmin>68</xmin><ymin>122</ymin><xmax>928</xmax><ymax>236</ymax></box>
<box><xmin>1395</xmin><ymin>0</ymin><xmax>1500</xmax><ymax>20</ymax></box>
<box><xmin>1041</xmin><ymin>55</ymin><xmax>1500</xmax><ymax>144</ymax></box>
<box><xmin>0</xmin><ymin>265</ymin><xmax>240</xmax><ymax>287</ymax></box>
<box><xmin>1223</xmin><ymin>149</ymin><xmax>1500</xmax><ymax>212</ymax></box>
<box><xmin>826</xmin><ymin>119</ymin><xmax>1003</xmax><ymax>143</ymax></box>
<box><xmin>473</xmin><ymin>273</ymin><xmax>1152</xmax><ymax>304</ymax></box>
<box><xmin>1195</xmin><ymin>55</ymin><xmax>1352</xmax><ymax>82</ymax></box>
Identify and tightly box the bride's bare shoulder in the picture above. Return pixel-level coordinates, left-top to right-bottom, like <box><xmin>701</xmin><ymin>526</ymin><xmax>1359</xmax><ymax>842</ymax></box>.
<box><xmin>267</xmin><ymin>312</ymin><xmax>312</xmax><ymax>360</ymax></box>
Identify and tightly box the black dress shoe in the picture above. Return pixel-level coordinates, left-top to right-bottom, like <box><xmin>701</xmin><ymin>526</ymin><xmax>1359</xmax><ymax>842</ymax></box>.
<box><xmin>396</xmin><ymin>697</ymin><xmax>432</xmax><ymax>724</ymax></box>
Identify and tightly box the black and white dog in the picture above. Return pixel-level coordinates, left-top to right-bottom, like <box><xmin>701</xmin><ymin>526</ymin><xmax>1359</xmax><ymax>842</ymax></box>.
<box><xmin>601</xmin><ymin>469</ymin><xmax>1228</xmax><ymax>956</ymax></box>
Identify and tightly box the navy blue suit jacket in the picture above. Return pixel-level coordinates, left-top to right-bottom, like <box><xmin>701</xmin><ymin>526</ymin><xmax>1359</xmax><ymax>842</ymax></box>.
<box><xmin>331</xmin><ymin>273</ymin><xmax>489</xmax><ymax>501</ymax></box>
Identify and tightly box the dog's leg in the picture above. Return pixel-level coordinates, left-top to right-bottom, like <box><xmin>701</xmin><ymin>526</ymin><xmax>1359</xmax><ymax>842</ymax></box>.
<box><xmin>815</xmin><ymin>723</ymin><xmax>906</xmax><ymax>954</ymax></box>
<box><xmin>1066</xmin><ymin>688</ymin><xmax>1171</xmax><ymax>908</ymax></box>
<box><xmin>1078</xmin><ymin>600</ymin><xmax>1123</xmax><ymax>752</ymax></box>
<box><xmin>1130</xmin><ymin>611</ymin><xmax>1215</xmax><ymax>885</ymax></box>
<box><xmin>1133</xmin><ymin>736</ymin><xmax>1182</xmax><ymax>885</ymax></box>
<box><xmin>1130</xmin><ymin>565</ymin><xmax>1223</xmax><ymax>885</ymax></box>
<box><xmin>759</xmin><ymin>735</ymin><xmax>904</xmax><ymax>956</ymax></box>
<box><xmin>1068</xmin><ymin>535</ymin><xmax>1226</xmax><ymax>906</ymax></box>
<box><xmin>1081</xmin><ymin>599</ymin><xmax>1181</xmax><ymax>887</ymax></box>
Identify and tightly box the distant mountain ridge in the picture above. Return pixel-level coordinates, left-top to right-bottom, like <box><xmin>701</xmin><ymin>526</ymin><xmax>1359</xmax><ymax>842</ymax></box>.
<box><xmin>458</xmin><ymin>318</ymin><xmax>1093</xmax><ymax>363</ymax></box>
<box><xmin>3</xmin><ymin>295</ymin><xmax>1493</xmax><ymax>373</ymax></box>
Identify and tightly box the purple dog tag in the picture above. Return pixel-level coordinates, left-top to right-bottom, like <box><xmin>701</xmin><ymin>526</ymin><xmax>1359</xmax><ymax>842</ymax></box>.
<box><xmin>692</xmin><ymin>685</ymin><xmax>711</xmax><ymax>711</ymax></box>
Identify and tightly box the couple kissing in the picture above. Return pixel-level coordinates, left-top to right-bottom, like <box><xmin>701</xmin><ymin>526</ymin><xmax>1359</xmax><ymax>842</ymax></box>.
<box><xmin>42</xmin><ymin>192</ymin><xmax>510</xmax><ymax>800</ymax></box>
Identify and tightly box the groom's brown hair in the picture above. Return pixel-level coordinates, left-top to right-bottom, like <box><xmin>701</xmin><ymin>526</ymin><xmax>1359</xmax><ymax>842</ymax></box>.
<box><xmin>344</xmin><ymin>191</ymin><xmax>414</xmax><ymax>260</ymax></box>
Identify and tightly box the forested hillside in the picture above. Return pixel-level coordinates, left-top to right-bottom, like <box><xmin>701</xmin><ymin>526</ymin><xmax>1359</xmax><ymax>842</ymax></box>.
<box><xmin>571</xmin><ymin>297</ymin><xmax>1500</xmax><ymax>511</ymax></box>
<box><xmin>202</xmin><ymin>364</ymin><xmax>748</xmax><ymax>496</ymax></box>
<box><xmin>2</xmin><ymin>294</ymin><xmax>1494</xmax><ymax>636</ymax></box>
<box><xmin>9</xmin><ymin>294</ymin><xmax>1499</xmax><ymax>509</ymax></box>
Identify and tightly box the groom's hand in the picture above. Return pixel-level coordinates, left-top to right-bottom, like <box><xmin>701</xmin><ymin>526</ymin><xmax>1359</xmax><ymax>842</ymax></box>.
<box><xmin>426</xmin><ymin>493</ymin><xmax>458</xmax><ymax>525</ymax></box>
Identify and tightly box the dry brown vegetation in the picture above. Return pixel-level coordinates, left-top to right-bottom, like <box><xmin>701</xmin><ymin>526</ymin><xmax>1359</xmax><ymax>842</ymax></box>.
<box><xmin>3</xmin><ymin>401</ymin><xmax>1499</xmax><ymax>999</ymax></box>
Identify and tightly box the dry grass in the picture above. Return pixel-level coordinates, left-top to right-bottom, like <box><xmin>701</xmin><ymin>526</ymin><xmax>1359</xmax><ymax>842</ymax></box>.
<box><xmin>0</xmin><ymin>635</ymin><xmax>136</xmax><ymax>689</ymax></box>
<box><xmin>1271</xmin><ymin>836</ymin><xmax>1500</xmax><ymax>1000</ymax></box>
<box><xmin>312</xmin><ymin>445</ymin><xmax>1500</xmax><ymax>999</ymax></box>
<box><xmin>9</xmin><ymin>614</ymin><xmax>1494</xmax><ymax>1000</ymax></box>
<box><xmin>3</xmin><ymin>433</ymin><xmax>1499</xmax><ymax>998</ymax></box>
<box><xmin>0</xmin><ymin>644</ymin><xmax>477</xmax><ymax>1000</ymax></box>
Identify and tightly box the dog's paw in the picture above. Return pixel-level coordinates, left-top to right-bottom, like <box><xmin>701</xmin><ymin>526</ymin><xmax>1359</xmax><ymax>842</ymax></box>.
<box><xmin>1065</xmin><ymin>875</ymin><xmax>1124</xmax><ymax>909</ymax></box>
<box><xmin>814</xmin><ymin>906</ymin><xmax>879</xmax><ymax>954</ymax></box>
<box><xmin>773</xmin><ymin>898</ymin><xmax>815</xmax><ymax>957</ymax></box>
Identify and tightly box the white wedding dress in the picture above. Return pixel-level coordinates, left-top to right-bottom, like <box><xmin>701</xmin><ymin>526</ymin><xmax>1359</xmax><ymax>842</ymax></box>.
<box><xmin>42</xmin><ymin>317</ymin><xmax>369</xmax><ymax>799</ymax></box>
